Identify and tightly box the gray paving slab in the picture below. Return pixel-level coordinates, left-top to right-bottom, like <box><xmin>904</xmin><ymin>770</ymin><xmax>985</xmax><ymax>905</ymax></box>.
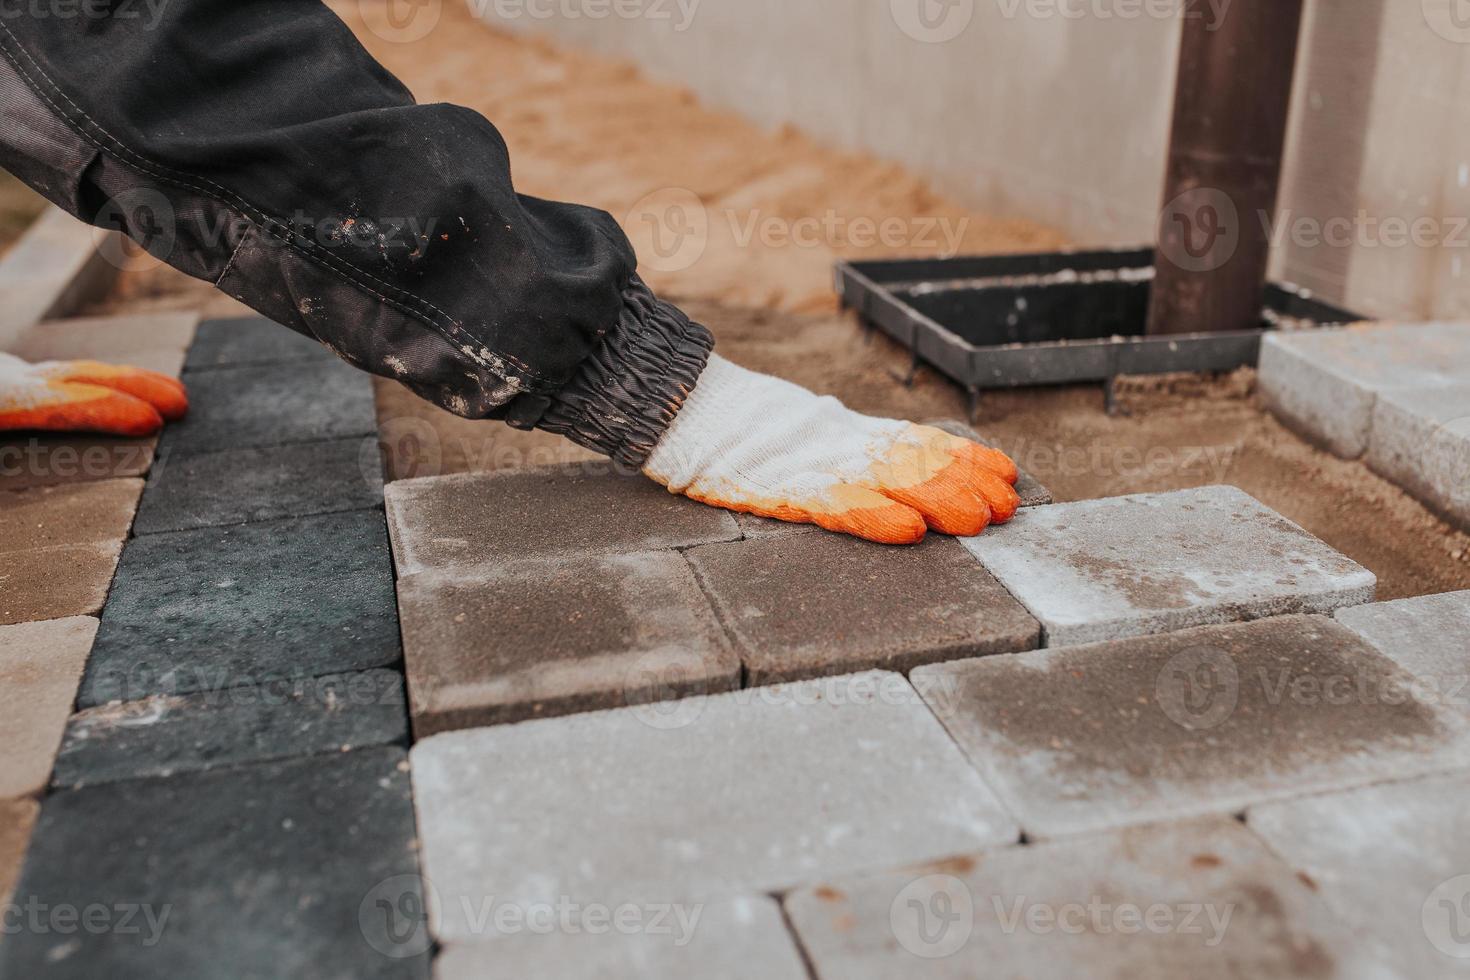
<box><xmin>158</xmin><ymin>358</ymin><xmax>377</xmax><ymax>456</ymax></box>
<box><xmin>183</xmin><ymin>315</ymin><xmax>336</xmax><ymax>370</ymax></box>
<box><xmin>912</xmin><ymin>615</ymin><xmax>1470</xmax><ymax>839</ymax></box>
<box><xmin>134</xmin><ymin>438</ymin><xmax>383</xmax><ymax>534</ymax></box>
<box><xmin>962</xmin><ymin>485</ymin><xmax>1377</xmax><ymax>646</ymax></box>
<box><xmin>0</xmin><ymin>748</ymin><xmax>429</xmax><ymax>979</ymax></box>
<box><xmin>433</xmin><ymin>895</ymin><xmax>809</xmax><ymax>980</ymax></box>
<box><xmin>79</xmin><ymin>510</ymin><xmax>400</xmax><ymax>707</ymax></box>
<box><xmin>786</xmin><ymin>817</ymin><xmax>1392</xmax><ymax>979</ymax></box>
<box><xmin>53</xmin><ymin>669</ymin><xmax>409</xmax><ymax>788</ymax></box>
<box><xmin>1251</xmin><ymin>772</ymin><xmax>1470</xmax><ymax>977</ymax></box>
<box><xmin>1336</xmin><ymin>590</ymin><xmax>1470</xmax><ymax>718</ymax></box>
<box><xmin>396</xmin><ymin>552</ymin><xmax>737</xmax><ymax>735</ymax></box>
<box><xmin>1259</xmin><ymin>321</ymin><xmax>1470</xmax><ymax>458</ymax></box>
<box><xmin>384</xmin><ymin>464</ymin><xmax>739</xmax><ymax>574</ymax></box>
<box><xmin>1367</xmin><ymin>384</ymin><xmax>1470</xmax><ymax>531</ymax></box>
<box><xmin>412</xmin><ymin>671</ymin><xmax>1019</xmax><ymax>944</ymax></box>
<box><xmin>928</xmin><ymin>418</ymin><xmax>1053</xmax><ymax>507</ymax></box>
<box><xmin>688</xmin><ymin>533</ymin><xmax>1039</xmax><ymax>685</ymax></box>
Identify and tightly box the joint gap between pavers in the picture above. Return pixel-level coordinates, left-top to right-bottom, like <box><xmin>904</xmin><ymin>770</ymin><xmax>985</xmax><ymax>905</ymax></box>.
<box><xmin>774</xmin><ymin>891</ymin><xmax>822</xmax><ymax>980</ymax></box>
<box><xmin>128</xmin><ymin>500</ymin><xmax>388</xmax><ymax>540</ymax></box>
<box><xmin>675</xmin><ymin>546</ymin><xmax>747</xmax><ymax>679</ymax></box>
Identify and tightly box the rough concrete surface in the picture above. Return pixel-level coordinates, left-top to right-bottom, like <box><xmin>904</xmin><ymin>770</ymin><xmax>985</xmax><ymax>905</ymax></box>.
<box><xmin>396</xmin><ymin>553</ymin><xmax>738</xmax><ymax>735</ymax></box>
<box><xmin>1249</xmin><ymin>772</ymin><xmax>1470</xmax><ymax>979</ymax></box>
<box><xmin>1259</xmin><ymin>322</ymin><xmax>1470</xmax><ymax>458</ymax></box>
<box><xmin>80</xmin><ymin>511</ymin><xmax>400</xmax><ymax>706</ymax></box>
<box><xmin>0</xmin><ymin>478</ymin><xmax>142</xmax><ymax>552</ymax></box>
<box><xmin>183</xmin><ymin>316</ymin><xmax>336</xmax><ymax>371</ymax></box>
<box><xmin>10</xmin><ymin>312</ymin><xmax>197</xmax><ymax>379</ymax></box>
<box><xmin>0</xmin><ymin>542</ymin><xmax>121</xmax><ymax>627</ymax></box>
<box><xmin>688</xmin><ymin>534</ymin><xmax>1039</xmax><ymax>685</ymax></box>
<box><xmin>412</xmin><ymin>671</ymin><xmax>1018</xmax><ymax>943</ymax></box>
<box><xmin>1336</xmin><ymin>590</ymin><xmax>1470</xmax><ymax>718</ymax></box>
<box><xmin>134</xmin><ymin>439</ymin><xmax>383</xmax><ymax>534</ymax></box>
<box><xmin>962</xmin><ymin>485</ymin><xmax>1378</xmax><ymax>646</ymax></box>
<box><xmin>0</xmin><ymin>433</ymin><xmax>155</xmax><ymax>493</ymax></box>
<box><xmin>911</xmin><ymin>615</ymin><xmax>1470</xmax><ymax>839</ymax></box>
<box><xmin>53</xmin><ymin>670</ymin><xmax>409</xmax><ymax>788</ymax></box>
<box><xmin>0</xmin><ymin>617</ymin><xmax>97</xmax><ymax>798</ymax></box>
<box><xmin>0</xmin><ymin>749</ymin><xmax>428</xmax><ymax>980</ymax></box>
<box><xmin>434</xmin><ymin>896</ymin><xmax>809</xmax><ymax>980</ymax></box>
<box><xmin>1367</xmin><ymin>383</ymin><xmax>1470</xmax><ymax>531</ymax></box>
<box><xmin>786</xmin><ymin>817</ymin><xmax>1390</xmax><ymax>979</ymax></box>
<box><xmin>384</xmin><ymin>464</ymin><xmax>739</xmax><ymax>575</ymax></box>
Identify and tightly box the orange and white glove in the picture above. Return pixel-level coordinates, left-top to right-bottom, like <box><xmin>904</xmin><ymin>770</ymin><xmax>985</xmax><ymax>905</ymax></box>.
<box><xmin>0</xmin><ymin>352</ymin><xmax>188</xmax><ymax>437</ymax></box>
<box><xmin>643</xmin><ymin>355</ymin><xmax>1020</xmax><ymax>545</ymax></box>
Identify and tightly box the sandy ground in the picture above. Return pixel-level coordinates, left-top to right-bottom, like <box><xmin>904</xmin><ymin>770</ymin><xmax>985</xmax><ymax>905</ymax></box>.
<box><xmin>75</xmin><ymin>4</ymin><xmax>1469</xmax><ymax>601</ymax></box>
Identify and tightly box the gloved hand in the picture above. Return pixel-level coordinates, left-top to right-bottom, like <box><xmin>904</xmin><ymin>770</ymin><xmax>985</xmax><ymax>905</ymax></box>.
<box><xmin>643</xmin><ymin>355</ymin><xmax>1020</xmax><ymax>545</ymax></box>
<box><xmin>0</xmin><ymin>353</ymin><xmax>188</xmax><ymax>437</ymax></box>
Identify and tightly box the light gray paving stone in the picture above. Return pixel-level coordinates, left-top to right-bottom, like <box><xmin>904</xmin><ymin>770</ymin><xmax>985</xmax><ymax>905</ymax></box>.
<box><xmin>1367</xmin><ymin>384</ymin><xmax>1470</xmax><ymax>531</ymax></box>
<box><xmin>1249</xmin><ymin>772</ymin><xmax>1470</xmax><ymax>978</ymax></box>
<box><xmin>384</xmin><ymin>464</ymin><xmax>739</xmax><ymax>574</ymax></box>
<box><xmin>1259</xmin><ymin>322</ymin><xmax>1470</xmax><ymax>458</ymax></box>
<box><xmin>412</xmin><ymin>671</ymin><xmax>1019</xmax><ymax>944</ymax></box>
<box><xmin>1336</xmin><ymin>590</ymin><xmax>1470</xmax><ymax>718</ymax></box>
<box><xmin>786</xmin><ymin>817</ymin><xmax>1392</xmax><ymax>979</ymax></box>
<box><xmin>962</xmin><ymin>485</ymin><xmax>1377</xmax><ymax>646</ymax></box>
<box><xmin>911</xmin><ymin>615</ymin><xmax>1470</xmax><ymax>839</ymax></box>
<box><xmin>433</xmin><ymin>895</ymin><xmax>809</xmax><ymax>980</ymax></box>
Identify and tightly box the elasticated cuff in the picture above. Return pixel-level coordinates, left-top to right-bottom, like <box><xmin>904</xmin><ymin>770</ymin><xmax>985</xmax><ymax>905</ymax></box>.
<box><xmin>513</xmin><ymin>277</ymin><xmax>715</xmax><ymax>469</ymax></box>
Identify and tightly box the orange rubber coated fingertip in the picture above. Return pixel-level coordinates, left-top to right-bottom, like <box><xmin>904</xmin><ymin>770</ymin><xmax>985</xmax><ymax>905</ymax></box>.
<box><xmin>956</xmin><ymin>441</ymin><xmax>1019</xmax><ymax>485</ymax></box>
<box><xmin>814</xmin><ymin>501</ymin><xmax>928</xmax><ymax>545</ymax></box>
<box><xmin>882</xmin><ymin>467</ymin><xmax>992</xmax><ymax>537</ymax></box>
<box><xmin>0</xmin><ymin>386</ymin><xmax>164</xmax><ymax>437</ymax></box>
<box><xmin>974</xmin><ymin>470</ymin><xmax>1022</xmax><ymax>524</ymax></box>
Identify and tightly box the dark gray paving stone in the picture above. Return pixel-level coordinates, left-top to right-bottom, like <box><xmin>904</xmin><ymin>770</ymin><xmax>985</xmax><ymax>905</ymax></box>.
<box><xmin>688</xmin><ymin>534</ymin><xmax>1039</xmax><ymax>685</ymax></box>
<box><xmin>929</xmin><ymin>418</ymin><xmax>1053</xmax><ymax>507</ymax></box>
<box><xmin>397</xmin><ymin>553</ymin><xmax>737</xmax><ymax>736</ymax></box>
<box><xmin>158</xmin><ymin>358</ymin><xmax>377</xmax><ymax>456</ymax></box>
<box><xmin>183</xmin><ymin>316</ymin><xmax>335</xmax><ymax>371</ymax></box>
<box><xmin>53</xmin><ymin>670</ymin><xmax>408</xmax><ymax>788</ymax></box>
<box><xmin>79</xmin><ymin>510</ymin><xmax>400</xmax><ymax>707</ymax></box>
<box><xmin>384</xmin><ymin>463</ymin><xmax>739</xmax><ymax>574</ymax></box>
<box><xmin>0</xmin><ymin>748</ymin><xmax>429</xmax><ymax>980</ymax></box>
<box><xmin>912</xmin><ymin>615</ymin><xmax>1470</xmax><ymax>839</ymax></box>
<box><xmin>134</xmin><ymin>438</ymin><xmax>383</xmax><ymax>534</ymax></box>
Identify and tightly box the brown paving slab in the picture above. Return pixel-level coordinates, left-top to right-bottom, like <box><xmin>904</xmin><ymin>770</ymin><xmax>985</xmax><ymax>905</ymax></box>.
<box><xmin>0</xmin><ymin>478</ymin><xmax>142</xmax><ymax>552</ymax></box>
<box><xmin>397</xmin><ymin>552</ymin><xmax>738</xmax><ymax>735</ymax></box>
<box><xmin>0</xmin><ymin>434</ymin><xmax>155</xmax><ymax>492</ymax></box>
<box><xmin>0</xmin><ymin>544</ymin><xmax>121</xmax><ymax>627</ymax></box>
<box><xmin>687</xmin><ymin>533</ymin><xmax>1039</xmax><ymax>685</ymax></box>
<box><xmin>10</xmin><ymin>312</ymin><xmax>197</xmax><ymax>378</ymax></box>
<box><xmin>384</xmin><ymin>463</ymin><xmax>739</xmax><ymax>575</ymax></box>
<box><xmin>0</xmin><ymin>617</ymin><xmax>97</xmax><ymax>798</ymax></box>
<box><xmin>785</xmin><ymin>817</ymin><xmax>1390</xmax><ymax>978</ymax></box>
<box><xmin>0</xmin><ymin>798</ymin><xmax>38</xmax><ymax>908</ymax></box>
<box><xmin>912</xmin><ymin>615</ymin><xmax>1470</xmax><ymax>839</ymax></box>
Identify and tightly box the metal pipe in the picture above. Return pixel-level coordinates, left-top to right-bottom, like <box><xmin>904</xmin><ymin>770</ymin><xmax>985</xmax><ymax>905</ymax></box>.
<box><xmin>1146</xmin><ymin>0</ymin><xmax>1307</xmax><ymax>336</ymax></box>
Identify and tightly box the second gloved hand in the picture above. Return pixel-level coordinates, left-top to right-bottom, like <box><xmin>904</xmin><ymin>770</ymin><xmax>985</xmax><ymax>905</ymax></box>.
<box><xmin>643</xmin><ymin>355</ymin><xmax>1020</xmax><ymax>545</ymax></box>
<box><xmin>0</xmin><ymin>353</ymin><xmax>188</xmax><ymax>437</ymax></box>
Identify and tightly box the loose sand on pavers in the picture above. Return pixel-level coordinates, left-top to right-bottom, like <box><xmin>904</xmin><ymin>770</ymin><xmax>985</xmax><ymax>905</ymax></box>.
<box><xmin>1249</xmin><ymin>772</ymin><xmax>1470</xmax><ymax>978</ymax></box>
<box><xmin>435</xmin><ymin>896</ymin><xmax>809</xmax><ymax>980</ymax></box>
<box><xmin>0</xmin><ymin>617</ymin><xmax>97</xmax><ymax>798</ymax></box>
<box><xmin>411</xmin><ymin>672</ymin><xmax>1018</xmax><ymax>943</ymax></box>
<box><xmin>912</xmin><ymin>615</ymin><xmax>1470</xmax><ymax>839</ymax></box>
<box><xmin>786</xmin><ymin>817</ymin><xmax>1388</xmax><ymax>979</ymax></box>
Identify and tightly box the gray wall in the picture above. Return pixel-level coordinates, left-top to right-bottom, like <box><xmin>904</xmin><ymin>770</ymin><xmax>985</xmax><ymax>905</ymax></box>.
<box><xmin>477</xmin><ymin>0</ymin><xmax>1470</xmax><ymax>320</ymax></box>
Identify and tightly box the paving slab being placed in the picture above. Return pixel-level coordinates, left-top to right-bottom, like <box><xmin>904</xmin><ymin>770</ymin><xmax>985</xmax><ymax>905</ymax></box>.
<box><xmin>10</xmin><ymin>312</ymin><xmax>198</xmax><ymax>379</ymax></box>
<box><xmin>911</xmin><ymin>615</ymin><xmax>1470</xmax><ymax>839</ymax></box>
<box><xmin>133</xmin><ymin>438</ymin><xmax>383</xmax><ymax>534</ymax></box>
<box><xmin>962</xmin><ymin>485</ymin><xmax>1377</xmax><ymax>646</ymax></box>
<box><xmin>397</xmin><ymin>553</ymin><xmax>737</xmax><ymax>735</ymax></box>
<box><xmin>0</xmin><ymin>617</ymin><xmax>97</xmax><ymax>798</ymax></box>
<box><xmin>412</xmin><ymin>671</ymin><xmax>1018</xmax><ymax>944</ymax></box>
<box><xmin>1337</xmin><ymin>590</ymin><xmax>1470</xmax><ymax>718</ymax></box>
<box><xmin>1367</xmin><ymin>384</ymin><xmax>1470</xmax><ymax>531</ymax></box>
<box><xmin>0</xmin><ymin>797</ymin><xmax>38</xmax><ymax>908</ymax></box>
<box><xmin>53</xmin><ymin>669</ymin><xmax>409</xmax><ymax>788</ymax></box>
<box><xmin>0</xmin><ymin>748</ymin><xmax>429</xmax><ymax>979</ymax></box>
<box><xmin>0</xmin><ymin>542</ymin><xmax>121</xmax><ymax>626</ymax></box>
<box><xmin>1259</xmin><ymin>321</ymin><xmax>1470</xmax><ymax>458</ymax></box>
<box><xmin>1249</xmin><ymin>771</ymin><xmax>1470</xmax><ymax>978</ymax></box>
<box><xmin>79</xmin><ymin>510</ymin><xmax>400</xmax><ymax>707</ymax></box>
<box><xmin>159</xmin><ymin>358</ymin><xmax>377</xmax><ymax>456</ymax></box>
<box><xmin>384</xmin><ymin>464</ymin><xmax>739</xmax><ymax>575</ymax></box>
<box><xmin>786</xmin><ymin>817</ymin><xmax>1389</xmax><ymax>979</ymax></box>
<box><xmin>688</xmin><ymin>534</ymin><xmax>1039</xmax><ymax>685</ymax></box>
<box><xmin>435</xmin><ymin>895</ymin><xmax>809</xmax><ymax>980</ymax></box>
<box><xmin>182</xmin><ymin>315</ymin><xmax>337</xmax><ymax>371</ymax></box>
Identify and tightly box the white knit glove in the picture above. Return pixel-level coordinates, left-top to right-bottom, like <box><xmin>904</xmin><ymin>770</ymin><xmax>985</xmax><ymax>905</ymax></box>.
<box><xmin>643</xmin><ymin>355</ymin><xmax>1020</xmax><ymax>545</ymax></box>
